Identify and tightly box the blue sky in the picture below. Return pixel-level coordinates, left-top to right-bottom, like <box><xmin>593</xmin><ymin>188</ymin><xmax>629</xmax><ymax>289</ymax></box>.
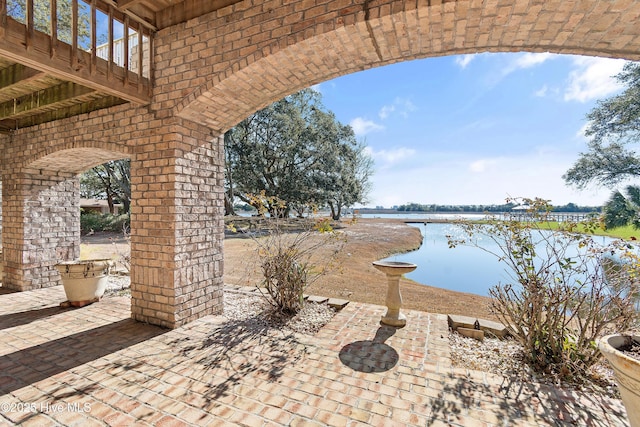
<box><xmin>316</xmin><ymin>53</ymin><xmax>629</xmax><ymax>208</ymax></box>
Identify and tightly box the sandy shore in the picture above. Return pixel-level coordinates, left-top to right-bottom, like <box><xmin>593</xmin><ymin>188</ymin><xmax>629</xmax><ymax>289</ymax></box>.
<box><xmin>80</xmin><ymin>218</ymin><xmax>496</xmax><ymax>321</ymax></box>
<box><xmin>224</xmin><ymin>218</ymin><xmax>496</xmax><ymax>320</ymax></box>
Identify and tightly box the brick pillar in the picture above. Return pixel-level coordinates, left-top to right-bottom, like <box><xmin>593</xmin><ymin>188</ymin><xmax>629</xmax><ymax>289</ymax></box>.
<box><xmin>1</xmin><ymin>169</ymin><xmax>80</xmax><ymax>290</ymax></box>
<box><xmin>130</xmin><ymin>119</ymin><xmax>224</xmax><ymax>329</ymax></box>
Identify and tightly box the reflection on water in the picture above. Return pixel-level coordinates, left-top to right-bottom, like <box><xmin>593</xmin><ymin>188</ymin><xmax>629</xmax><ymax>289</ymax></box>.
<box><xmin>385</xmin><ymin>222</ymin><xmax>624</xmax><ymax>297</ymax></box>
<box><xmin>383</xmin><ymin>223</ymin><xmax>509</xmax><ymax>296</ymax></box>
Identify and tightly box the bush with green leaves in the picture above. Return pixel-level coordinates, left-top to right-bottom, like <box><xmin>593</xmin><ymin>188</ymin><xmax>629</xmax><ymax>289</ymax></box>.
<box><xmin>80</xmin><ymin>211</ymin><xmax>130</xmax><ymax>234</ymax></box>
<box><xmin>448</xmin><ymin>198</ymin><xmax>640</xmax><ymax>381</ymax></box>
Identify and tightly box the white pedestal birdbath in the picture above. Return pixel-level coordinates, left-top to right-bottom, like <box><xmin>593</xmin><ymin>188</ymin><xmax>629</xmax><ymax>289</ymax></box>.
<box><xmin>372</xmin><ymin>260</ymin><xmax>417</xmax><ymax>327</ymax></box>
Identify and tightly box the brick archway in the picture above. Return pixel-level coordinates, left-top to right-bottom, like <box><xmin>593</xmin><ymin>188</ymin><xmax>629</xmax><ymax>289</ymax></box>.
<box><xmin>27</xmin><ymin>146</ymin><xmax>132</xmax><ymax>174</ymax></box>
<box><xmin>2</xmin><ymin>139</ymin><xmax>132</xmax><ymax>292</ymax></box>
<box><xmin>166</xmin><ymin>0</ymin><xmax>640</xmax><ymax>133</ymax></box>
<box><xmin>3</xmin><ymin>0</ymin><xmax>640</xmax><ymax>328</ymax></box>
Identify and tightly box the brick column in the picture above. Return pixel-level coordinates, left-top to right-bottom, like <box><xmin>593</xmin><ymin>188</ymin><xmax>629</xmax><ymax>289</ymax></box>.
<box><xmin>1</xmin><ymin>169</ymin><xmax>80</xmax><ymax>291</ymax></box>
<box><xmin>130</xmin><ymin>119</ymin><xmax>224</xmax><ymax>329</ymax></box>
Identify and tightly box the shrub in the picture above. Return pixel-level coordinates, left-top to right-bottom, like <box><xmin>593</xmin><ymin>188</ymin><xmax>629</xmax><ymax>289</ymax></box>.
<box><xmin>448</xmin><ymin>198</ymin><xmax>640</xmax><ymax>381</ymax></box>
<box><xmin>230</xmin><ymin>193</ymin><xmax>344</xmax><ymax>314</ymax></box>
<box><xmin>80</xmin><ymin>211</ymin><xmax>130</xmax><ymax>234</ymax></box>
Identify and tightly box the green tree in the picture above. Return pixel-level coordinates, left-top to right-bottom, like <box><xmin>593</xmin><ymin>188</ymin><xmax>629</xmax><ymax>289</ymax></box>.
<box><xmin>80</xmin><ymin>160</ymin><xmax>131</xmax><ymax>213</ymax></box>
<box><xmin>564</xmin><ymin>62</ymin><xmax>640</xmax><ymax>189</ymax></box>
<box><xmin>315</xmin><ymin>140</ymin><xmax>373</xmax><ymax>220</ymax></box>
<box><xmin>603</xmin><ymin>185</ymin><xmax>640</xmax><ymax>229</ymax></box>
<box><xmin>224</xmin><ymin>88</ymin><xmax>372</xmax><ymax>218</ymax></box>
<box><xmin>564</xmin><ymin>62</ymin><xmax>640</xmax><ymax>228</ymax></box>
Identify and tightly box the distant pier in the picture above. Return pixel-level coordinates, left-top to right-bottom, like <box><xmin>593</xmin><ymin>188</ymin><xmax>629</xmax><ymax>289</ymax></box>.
<box><xmin>401</xmin><ymin>212</ymin><xmax>596</xmax><ymax>225</ymax></box>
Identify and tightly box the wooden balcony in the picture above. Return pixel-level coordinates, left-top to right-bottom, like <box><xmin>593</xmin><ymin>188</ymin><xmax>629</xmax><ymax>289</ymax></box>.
<box><xmin>0</xmin><ymin>0</ymin><xmax>153</xmax><ymax>132</ymax></box>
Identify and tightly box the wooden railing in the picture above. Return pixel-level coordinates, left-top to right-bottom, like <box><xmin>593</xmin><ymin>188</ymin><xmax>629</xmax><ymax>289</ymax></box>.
<box><xmin>0</xmin><ymin>0</ymin><xmax>153</xmax><ymax>103</ymax></box>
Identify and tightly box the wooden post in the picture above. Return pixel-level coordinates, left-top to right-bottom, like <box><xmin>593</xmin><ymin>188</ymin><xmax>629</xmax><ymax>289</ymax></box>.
<box><xmin>50</xmin><ymin>0</ymin><xmax>58</xmax><ymax>58</ymax></box>
<box><xmin>108</xmin><ymin>5</ymin><xmax>113</xmax><ymax>80</ymax></box>
<box><xmin>0</xmin><ymin>0</ymin><xmax>6</xmax><ymax>38</ymax></box>
<box><xmin>148</xmin><ymin>32</ymin><xmax>153</xmax><ymax>97</ymax></box>
<box><xmin>71</xmin><ymin>0</ymin><xmax>78</xmax><ymax>69</ymax></box>
<box><xmin>137</xmin><ymin>22</ymin><xmax>143</xmax><ymax>92</ymax></box>
<box><xmin>26</xmin><ymin>0</ymin><xmax>33</xmax><ymax>50</ymax></box>
<box><xmin>123</xmin><ymin>15</ymin><xmax>129</xmax><ymax>85</ymax></box>
<box><xmin>90</xmin><ymin>0</ymin><xmax>96</xmax><ymax>74</ymax></box>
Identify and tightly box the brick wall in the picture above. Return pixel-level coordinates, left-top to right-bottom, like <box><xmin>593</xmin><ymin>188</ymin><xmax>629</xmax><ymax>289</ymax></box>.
<box><xmin>1</xmin><ymin>168</ymin><xmax>80</xmax><ymax>290</ymax></box>
<box><xmin>129</xmin><ymin>118</ymin><xmax>224</xmax><ymax>328</ymax></box>
<box><xmin>159</xmin><ymin>0</ymin><xmax>640</xmax><ymax>132</ymax></box>
<box><xmin>0</xmin><ymin>104</ymin><xmax>224</xmax><ymax>329</ymax></box>
<box><xmin>2</xmin><ymin>0</ymin><xmax>640</xmax><ymax>327</ymax></box>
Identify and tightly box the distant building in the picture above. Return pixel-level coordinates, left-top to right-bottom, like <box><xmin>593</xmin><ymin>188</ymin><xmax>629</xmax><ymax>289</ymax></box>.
<box><xmin>80</xmin><ymin>199</ymin><xmax>123</xmax><ymax>215</ymax></box>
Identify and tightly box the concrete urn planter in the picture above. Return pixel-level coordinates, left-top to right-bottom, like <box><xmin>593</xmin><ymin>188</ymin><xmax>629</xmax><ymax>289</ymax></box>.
<box><xmin>56</xmin><ymin>259</ymin><xmax>113</xmax><ymax>307</ymax></box>
<box><xmin>598</xmin><ymin>334</ymin><xmax>640</xmax><ymax>427</ymax></box>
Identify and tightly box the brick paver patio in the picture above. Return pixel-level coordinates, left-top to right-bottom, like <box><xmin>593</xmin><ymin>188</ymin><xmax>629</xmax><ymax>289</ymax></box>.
<box><xmin>0</xmin><ymin>286</ymin><xmax>630</xmax><ymax>426</ymax></box>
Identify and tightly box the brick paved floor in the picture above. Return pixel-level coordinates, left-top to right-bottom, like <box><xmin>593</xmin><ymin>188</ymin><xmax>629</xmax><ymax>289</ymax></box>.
<box><xmin>0</xmin><ymin>286</ymin><xmax>630</xmax><ymax>426</ymax></box>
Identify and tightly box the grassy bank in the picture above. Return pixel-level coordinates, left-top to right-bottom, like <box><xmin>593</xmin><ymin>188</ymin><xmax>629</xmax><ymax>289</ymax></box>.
<box><xmin>534</xmin><ymin>221</ymin><xmax>640</xmax><ymax>240</ymax></box>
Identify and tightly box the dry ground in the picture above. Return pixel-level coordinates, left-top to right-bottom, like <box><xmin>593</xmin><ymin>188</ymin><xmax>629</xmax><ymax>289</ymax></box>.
<box><xmin>226</xmin><ymin>218</ymin><xmax>495</xmax><ymax>320</ymax></box>
<box><xmin>81</xmin><ymin>218</ymin><xmax>496</xmax><ymax>320</ymax></box>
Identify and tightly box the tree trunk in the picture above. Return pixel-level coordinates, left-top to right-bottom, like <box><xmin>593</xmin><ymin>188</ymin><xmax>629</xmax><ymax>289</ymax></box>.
<box><xmin>328</xmin><ymin>201</ymin><xmax>341</xmax><ymax>220</ymax></box>
<box><xmin>224</xmin><ymin>192</ymin><xmax>236</xmax><ymax>216</ymax></box>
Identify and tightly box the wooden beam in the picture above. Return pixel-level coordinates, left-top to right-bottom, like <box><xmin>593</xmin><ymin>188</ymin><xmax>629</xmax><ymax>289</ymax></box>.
<box><xmin>123</xmin><ymin>15</ymin><xmax>129</xmax><ymax>85</ymax></box>
<box><xmin>0</xmin><ymin>81</ymin><xmax>96</xmax><ymax>119</ymax></box>
<box><xmin>0</xmin><ymin>17</ymin><xmax>150</xmax><ymax>104</ymax></box>
<box><xmin>155</xmin><ymin>0</ymin><xmax>241</xmax><ymax>30</ymax></box>
<box><xmin>26</xmin><ymin>0</ymin><xmax>33</xmax><ymax>50</ymax></box>
<box><xmin>0</xmin><ymin>95</ymin><xmax>126</xmax><ymax>133</ymax></box>
<box><xmin>137</xmin><ymin>22</ymin><xmax>143</xmax><ymax>93</ymax></box>
<box><xmin>116</xmin><ymin>0</ymin><xmax>145</xmax><ymax>10</ymax></box>
<box><xmin>71</xmin><ymin>0</ymin><xmax>78</xmax><ymax>69</ymax></box>
<box><xmin>0</xmin><ymin>63</ymin><xmax>45</xmax><ymax>90</ymax></box>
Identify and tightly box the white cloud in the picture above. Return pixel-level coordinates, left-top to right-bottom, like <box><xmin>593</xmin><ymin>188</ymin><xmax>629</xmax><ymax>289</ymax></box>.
<box><xmin>534</xmin><ymin>85</ymin><xmax>548</xmax><ymax>98</ymax></box>
<box><xmin>350</xmin><ymin>117</ymin><xmax>384</xmax><ymax>136</ymax></box>
<box><xmin>501</xmin><ymin>52</ymin><xmax>555</xmax><ymax>77</ymax></box>
<box><xmin>563</xmin><ymin>57</ymin><xmax>626</xmax><ymax>102</ymax></box>
<box><xmin>309</xmin><ymin>83</ymin><xmax>322</xmax><ymax>93</ymax></box>
<box><xmin>365</xmin><ymin>146</ymin><xmax>416</xmax><ymax>166</ymax></box>
<box><xmin>455</xmin><ymin>54</ymin><xmax>477</xmax><ymax>69</ymax></box>
<box><xmin>469</xmin><ymin>158</ymin><xmax>501</xmax><ymax>173</ymax></box>
<box><xmin>513</xmin><ymin>52</ymin><xmax>554</xmax><ymax>69</ymax></box>
<box><xmin>378</xmin><ymin>97</ymin><xmax>416</xmax><ymax>120</ymax></box>
<box><xmin>379</xmin><ymin>105</ymin><xmax>395</xmax><ymax>120</ymax></box>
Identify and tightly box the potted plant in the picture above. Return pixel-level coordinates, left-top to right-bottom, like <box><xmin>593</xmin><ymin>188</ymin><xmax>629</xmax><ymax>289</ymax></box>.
<box><xmin>598</xmin><ymin>335</ymin><xmax>640</xmax><ymax>427</ymax></box>
<box><xmin>56</xmin><ymin>259</ymin><xmax>113</xmax><ymax>307</ymax></box>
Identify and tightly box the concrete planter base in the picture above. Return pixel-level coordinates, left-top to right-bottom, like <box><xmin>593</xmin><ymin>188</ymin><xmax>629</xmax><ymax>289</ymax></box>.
<box><xmin>56</xmin><ymin>259</ymin><xmax>112</xmax><ymax>307</ymax></box>
<box><xmin>598</xmin><ymin>334</ymin><xmax>640</xmax><ymax>427</ymax></box>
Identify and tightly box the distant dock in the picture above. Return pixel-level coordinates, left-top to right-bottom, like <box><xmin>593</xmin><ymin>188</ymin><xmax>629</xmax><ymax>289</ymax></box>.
<box><xmin>401</xmin><ymin>212</ymin><xmax>595</xmax><ymax>224</ymax></box>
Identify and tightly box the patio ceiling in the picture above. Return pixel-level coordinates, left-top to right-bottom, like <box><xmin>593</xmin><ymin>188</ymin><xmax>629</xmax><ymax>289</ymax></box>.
<box><xmin>0</xmin><ymin>0</ymin><xmax>244</xmax><ymax>134</ymax></box>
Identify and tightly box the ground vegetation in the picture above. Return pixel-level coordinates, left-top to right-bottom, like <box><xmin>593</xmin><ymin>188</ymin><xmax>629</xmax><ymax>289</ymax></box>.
<box><xmin>448</xmin><ymin>198</ymin><xmax>640</xmax><ymax>381</ymax></box>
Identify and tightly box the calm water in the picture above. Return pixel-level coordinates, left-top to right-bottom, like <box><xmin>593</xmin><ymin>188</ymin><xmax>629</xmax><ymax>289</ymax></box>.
<box><xmin>383</xmin><ymin>223</ymin><xmax>508</xmax><ymax>296</ymax></box>
<box><xmin>384</xmin><ymin>222</ymin><xmax>619</xmax><ymax>297</ymax></box>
